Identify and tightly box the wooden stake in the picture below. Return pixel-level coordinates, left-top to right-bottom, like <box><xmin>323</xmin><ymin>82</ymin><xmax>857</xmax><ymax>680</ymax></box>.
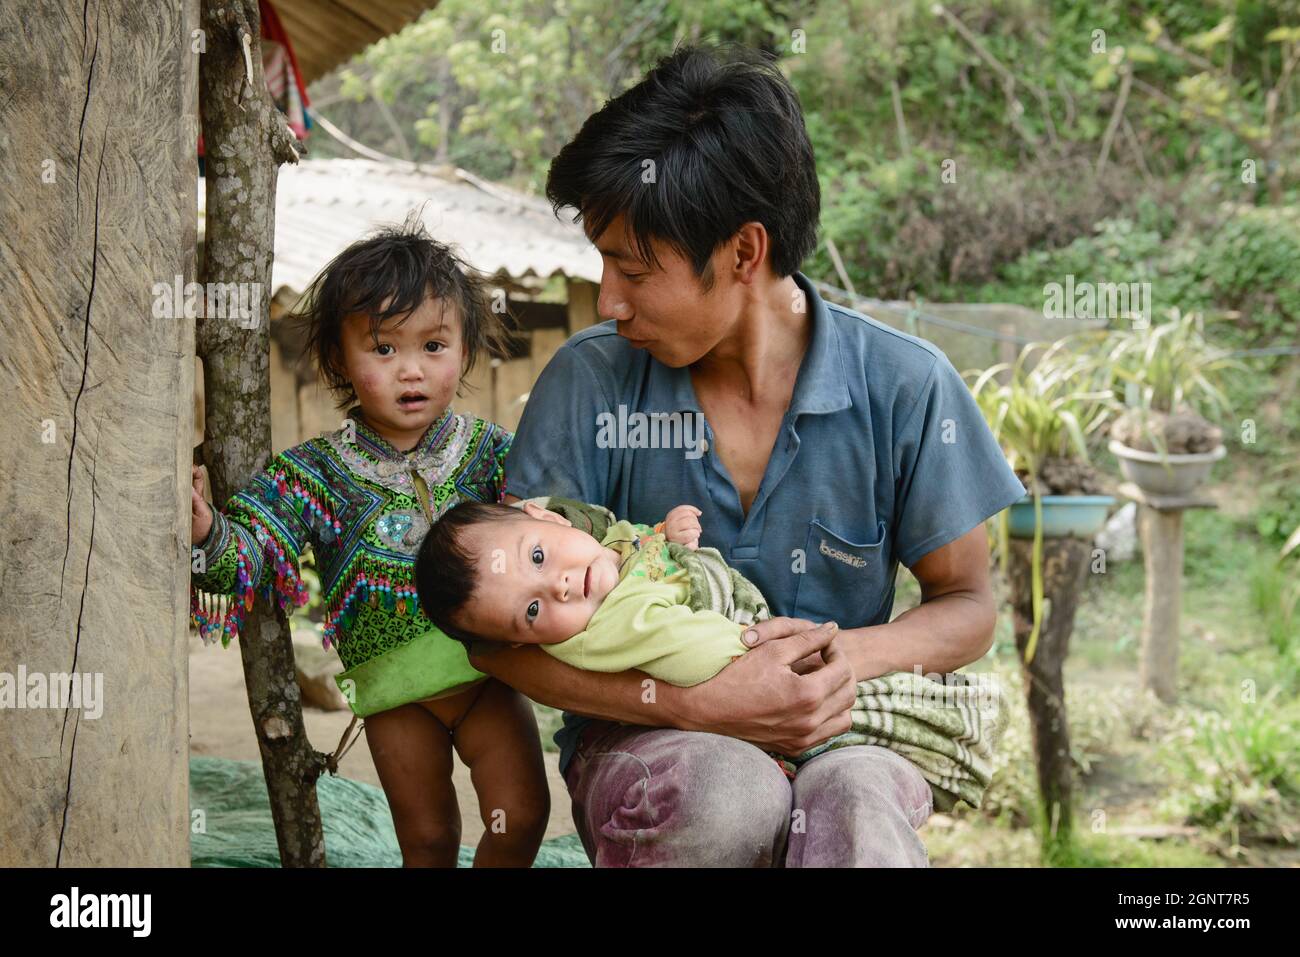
<box><xmin>1008</xmin><ymin>537</ymin><xmax>1091</xmax><ymax>854</ymax></box>
<box><xmin>1139</xmin><ymin>507</ymin><xmax>1183</xmax><ymax>704</ymax></box>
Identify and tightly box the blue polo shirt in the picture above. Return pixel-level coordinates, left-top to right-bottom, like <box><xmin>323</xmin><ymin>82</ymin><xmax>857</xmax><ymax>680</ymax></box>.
<box><xmin>504</xmin><ymin>271</ymin><xmax>1025</xmax><ymax>774</ymax></box>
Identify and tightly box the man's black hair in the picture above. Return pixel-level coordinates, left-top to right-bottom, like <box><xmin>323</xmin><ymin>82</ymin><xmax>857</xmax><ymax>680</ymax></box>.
<box><xmin>545</xmin><ymin>43</ymin><xmax>820</xmax><ymax>289</ymax></box>
<box><xmin>293</xmin><ymin>213</ymin><xmax>516</xmax><ymax>410</ymax></box>
<box><xmin>415</xmin><ymin>500</ymin><xmax>529</xmax><ymax>647</ymax></box>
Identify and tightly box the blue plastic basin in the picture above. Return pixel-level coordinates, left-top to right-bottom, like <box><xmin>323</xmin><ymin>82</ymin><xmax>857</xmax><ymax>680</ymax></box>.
<box><xmin>1005</xmin><ymin>495</ymin><xmax>1116</xmax><ymax>539</ymax></box>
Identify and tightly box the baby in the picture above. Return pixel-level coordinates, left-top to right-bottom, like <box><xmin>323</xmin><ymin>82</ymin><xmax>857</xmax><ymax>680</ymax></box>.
<box><xmin>415</xmin><ymin>497</ymin><xmax>768</xmax><ymax>686</ymax></box>
<box><xmin>415</xmin><ymin>496</ymin><xmax>1008</xmax><ymax>811</ymax></box>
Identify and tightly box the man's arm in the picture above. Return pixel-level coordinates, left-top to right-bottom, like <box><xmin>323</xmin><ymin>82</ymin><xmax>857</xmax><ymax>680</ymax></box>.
<box><xmin>470</xmin><ymin>610</ymin><xmax>856</xmax><ymax>755</ymax></box>
<box><xmin>832</xmin><ymin>523</ymin><xmax>997</xmax><ymax>681</ymax></box>
<box><xmin>469</xmin><ymin>641</ymin><xmax>694</xmax><ymax>726</ymax></box>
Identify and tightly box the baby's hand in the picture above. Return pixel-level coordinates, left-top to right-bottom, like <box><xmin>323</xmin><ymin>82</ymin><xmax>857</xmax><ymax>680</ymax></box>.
<box><xmin>661</xmin><ymin>505</ymin><xmax>702</xmax><ymax>550</ymax></box>
<box><xmin>191</xmin><ymin>465</ymin><xmax>214</xmax><ymax>544</ymax></box>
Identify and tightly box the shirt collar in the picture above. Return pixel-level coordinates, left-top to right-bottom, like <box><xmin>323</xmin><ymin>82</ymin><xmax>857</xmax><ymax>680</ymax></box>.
<box><xmin>347</xmin><ymin>405</ymin><xmax>455</xmax><ymax>462</ymax></box>
<box><xmin>647</xmin><ymin>271</ymin><xmax>852</xmax><ymax>417</ymax></box>
<box><xmin>788</xmin><ymin>271</ymin><xmax>852</xmax><ymax>416</ymax></box>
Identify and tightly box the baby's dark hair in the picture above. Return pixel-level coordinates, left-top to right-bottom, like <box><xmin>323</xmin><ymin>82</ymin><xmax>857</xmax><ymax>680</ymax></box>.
<box><xmin>293</xmin><ymin>213</ymin><xmax>517</xmax><ymax>409</ymax></box>
<box><xmin>415</xmin><ymin>500</ymin><xmax>530</xmax><ymax>647</ymax></box>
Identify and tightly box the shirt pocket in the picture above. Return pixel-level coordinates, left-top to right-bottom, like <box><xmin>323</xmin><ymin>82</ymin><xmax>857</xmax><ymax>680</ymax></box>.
<box><xmin>793</xmin><ymin>519</ymin><xmax>891</xmax><ymax>626</ymax></box>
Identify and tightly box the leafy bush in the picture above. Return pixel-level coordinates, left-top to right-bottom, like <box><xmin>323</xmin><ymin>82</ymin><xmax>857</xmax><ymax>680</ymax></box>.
<box><xmin>1193</xmin><ymin>206</ymin><xmax>1300</xmax><ymax>340</ymax></box>
<box><xmin>966</xmin><ymin>204</ymin><xmax>1300</xmax><ymax>348</ymax></box>
<box><xmin>1156</xmin><ymin>687</ymin><xmax>1300</xmax><ymax>845</ymax></box>
<box><xmin>1257</xmin><ymin>484</ymin><xmax>1300</xmax><ymax>546</ymax></box>
<box><xmin>1248</xmin><ymin>556</ymin><xmax>1300</xmax><ymax>662</ymax></box>
<box><xmin>811</xmin><ymin>154</ymin><xmax>1137</xmax><ymax>299</ymax></box>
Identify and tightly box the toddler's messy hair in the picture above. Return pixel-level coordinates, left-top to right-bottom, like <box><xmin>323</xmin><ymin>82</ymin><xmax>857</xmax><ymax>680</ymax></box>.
<box><xmin>293</xmin><ymin>213</ymin><xmax>517</xmax><ymax>409</ymax></box>
<box><xmin>415</xmin><ymin>500</ymin><xmax>530</xmax><ymax>647</ymax></box>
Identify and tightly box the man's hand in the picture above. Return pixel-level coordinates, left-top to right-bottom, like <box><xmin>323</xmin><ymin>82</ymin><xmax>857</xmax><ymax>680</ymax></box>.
<box><xmin>743</xmin><ymin>615</ymin><xmax>831</xmax><ymax>675</ymax></box>
<box><xmin>661</xmin><ymin>504</ymin><xmax>702</xmax><ymax>549</ymax></box>
<box><xmin>680</xmin><ymin>619</ymin><xmax>855</xmax><ymax>756</ymax></box>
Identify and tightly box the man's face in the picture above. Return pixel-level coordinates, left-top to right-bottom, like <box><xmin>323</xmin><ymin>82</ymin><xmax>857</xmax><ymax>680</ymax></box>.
<box><xmin>457</xmin><ymin>505</ymin><xmax>622</xmax><ymax>645</ymax></box>
<box><xmin>590</xmin><ymin>213</ymin><xmax>742</xmax><ymax>368</ymax></box>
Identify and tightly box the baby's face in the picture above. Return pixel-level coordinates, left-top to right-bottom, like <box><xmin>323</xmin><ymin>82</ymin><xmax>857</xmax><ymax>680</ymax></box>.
<box><xmin>457</xmin><ymin>510</ymin><xmax>622</xmax><ymax>645</ymax></box>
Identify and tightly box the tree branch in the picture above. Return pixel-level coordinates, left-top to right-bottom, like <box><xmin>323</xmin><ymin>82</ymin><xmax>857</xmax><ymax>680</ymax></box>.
<box><xmin>1097</xmin><ymin>66</ymin><xmax>1133</xmax><ymax>176</ymax></box>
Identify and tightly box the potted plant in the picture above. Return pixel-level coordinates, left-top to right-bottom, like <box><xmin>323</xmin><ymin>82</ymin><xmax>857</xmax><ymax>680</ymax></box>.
<box><xmin>968</xmin><ymin>338</ymin><xmax>1118</xmax><ymax>861</ymax></box>
<box><xmin>1100</xmin><ymin>310</ymin><xmax>1240</xmax><ymax>497</ymax></box>
<box><xmin>967</xmin><ymin>338</ymin><xmax>1117</xmax><ymax>659</ymax></box>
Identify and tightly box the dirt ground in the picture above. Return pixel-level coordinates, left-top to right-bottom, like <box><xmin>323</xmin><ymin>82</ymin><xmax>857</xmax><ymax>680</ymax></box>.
<box><xmin>187</xmin><ymin>636</ymin><xmax>578</xmax><ymax>847</ymax></box>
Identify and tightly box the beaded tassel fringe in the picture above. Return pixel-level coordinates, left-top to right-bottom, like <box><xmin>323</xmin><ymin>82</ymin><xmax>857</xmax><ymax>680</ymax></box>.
<box><xmin>190</xmin><ymin>515</ymin><xmax>309</xmax><ymax>647</ymax></box>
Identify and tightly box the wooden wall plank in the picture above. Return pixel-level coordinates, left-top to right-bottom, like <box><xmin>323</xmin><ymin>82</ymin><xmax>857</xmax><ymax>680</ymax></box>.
<box><xmin>0</xmin><ymin>0</ymin><xmax>199</xmax><ymax>866</ymax></box>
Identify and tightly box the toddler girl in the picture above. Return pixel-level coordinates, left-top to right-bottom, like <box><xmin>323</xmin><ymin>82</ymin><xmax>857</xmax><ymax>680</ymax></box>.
<box><xmin>189</xmin><ymin>220</ymin><xmax>549</xmax><ymax>866</ymax></box>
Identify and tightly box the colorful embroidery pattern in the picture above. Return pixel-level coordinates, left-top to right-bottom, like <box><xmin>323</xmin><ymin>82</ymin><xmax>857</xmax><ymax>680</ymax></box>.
<box><xmin>191</xmin><ymin>406</ymin><xmax>511</xmax><ymax>671</ymax></box>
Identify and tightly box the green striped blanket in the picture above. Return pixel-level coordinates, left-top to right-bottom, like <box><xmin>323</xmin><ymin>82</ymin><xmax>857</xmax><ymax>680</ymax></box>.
<box><xmin>784</xmin><ymin>669</ymin><xmax>1008</xmax><ymax>812</ymax></box>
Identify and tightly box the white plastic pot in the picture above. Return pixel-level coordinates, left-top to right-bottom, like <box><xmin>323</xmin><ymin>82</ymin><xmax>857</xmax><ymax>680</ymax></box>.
<box><xmin>1108</xmin><ymin>440</ymin><xmax>1226</xmax><ymax>496</ymax></box>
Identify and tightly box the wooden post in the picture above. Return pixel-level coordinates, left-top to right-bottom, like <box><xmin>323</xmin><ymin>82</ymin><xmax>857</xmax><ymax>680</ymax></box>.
<box><xmin>531</xmin><ymin>328</ymin><xmax>569</xmax><ymax>381</ymax></box>
<box><xmin>199</xmin><ymin>0</ymin><xmax>328</xmax><ymax>867</ymax></box>
<box><xmin>565</xmin><ymin>278</ymin><xmax>599</xmax><ymax>335</ymax></box>
<box><xmin>493</xmin><ymin>353</ymin><xmax>536</xmax><ymax>433</ymax></box>
<box><xmin>1119</xmin><ymin>481</ymin><xmax>1217</xmax><ymax>704</ymax></box>
<box><xmin>1008</xmin><ymin>537</ymin><xmax>1091</xmax><ymax>857</ymax></box>
<box><xmin>268</xmin><ymin>338</ymin><xmax>299</xmax><ymax>455</ymax></box>
<box><xmin>454</xmin><ymin>354</ymin><xmax>496</xmax><ymax>423</ymax></box>
<box><xmin>0</xmin><ymin>0</ymin><xmax>198</xmax><ymax>865</ymax></box>
<box><xmin>1139</xmin><ymin>508</ymin><xmax>1183</xmax><ymax>703</ymax></box>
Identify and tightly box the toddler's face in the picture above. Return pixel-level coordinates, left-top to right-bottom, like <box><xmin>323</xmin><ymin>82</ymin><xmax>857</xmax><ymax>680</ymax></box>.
<box><xmin>457</xmin><ymin>506</ymin><xmax>622</xmax><ymax>645</ymax></box>
<box><xmin>340</xmin><ymin>295</ymin><xmax>463</xmax><ymax>449</ymax></box>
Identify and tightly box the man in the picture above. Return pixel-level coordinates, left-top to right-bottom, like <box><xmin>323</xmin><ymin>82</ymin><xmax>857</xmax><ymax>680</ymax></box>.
<box><xmin>468</xmin><ymin>44</ymin><xmax>1025</xmax><ymax>867</ymax></box>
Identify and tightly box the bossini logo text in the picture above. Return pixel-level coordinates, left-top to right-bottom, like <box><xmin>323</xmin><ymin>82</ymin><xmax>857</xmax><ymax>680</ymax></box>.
<box><xmin>595</xmin><ymin>406</ymin><xmax>708</xmax><ymax>460</ymax></box>
<box><xmin>0</xmin><ymin>667</ymin><xmax>103</xmax><ymax>718</ymax></box>
<box><xmin>50</xmin><ymin>888</ymin><xmax>151</xmax><ymax>937</ymax></box>
<box><xmin>819</xmin><ymin>538</ymin><xmax>868</xmax><ymax>568</ymax></box>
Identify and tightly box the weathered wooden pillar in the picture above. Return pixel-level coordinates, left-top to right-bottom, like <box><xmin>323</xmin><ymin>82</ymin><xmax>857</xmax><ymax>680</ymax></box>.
<box><xmin>0</xmin><ymin>0</ymin><xmax>198</xmax><ymax>865</ymax></box>
<box><xmin>1008</xmin><ymin>537</ymin><xmax>1092</xmax><ymax>856</ymax></box>
<box><xmin>1120</xmin><ymin>482</ymin><xmax>1217</xmax><ymax>704</ymax></box>
<box><xmin>198</xmin><ymin>0</ymin><xmax>327</xmax><ymax>866</ymax></box>
<box><xmin>1139</xmin><ymin>508</ymin><xmax>1183</xmax><ymax>703</ymax></box>
<box><xmin>565</xmin><ymin>278</ymin><xmax>599</xmax><ymax>335</ymax></box>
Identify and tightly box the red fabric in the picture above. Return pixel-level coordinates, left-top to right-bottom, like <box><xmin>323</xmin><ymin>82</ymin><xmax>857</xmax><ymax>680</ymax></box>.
<box><xmin>258</xmin><ymin>0</ymin><xmax>310</xmax><ymax>111</ymax></box>
<box><xmin>198</xmin><ymin>1</ymin><xmax>310</xmax><ymax>158</ymax></box>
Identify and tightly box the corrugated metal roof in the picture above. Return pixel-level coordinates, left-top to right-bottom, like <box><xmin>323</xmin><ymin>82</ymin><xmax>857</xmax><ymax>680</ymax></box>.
<box><xmin>258</xmin><ymin>158</ymin><xmax>601</xmax><ymax>294</ymax></box>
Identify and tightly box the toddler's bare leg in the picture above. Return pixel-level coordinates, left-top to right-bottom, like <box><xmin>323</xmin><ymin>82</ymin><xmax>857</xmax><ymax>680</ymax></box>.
<box><xmin>447</xmin><ymin>678</ymin><xmax>551</xmax><ymax>867</ymax></box>
<box><xmin>364</xmin><ymin>700</ymin><xmax>462</xmax><ymax>867</ymax></box>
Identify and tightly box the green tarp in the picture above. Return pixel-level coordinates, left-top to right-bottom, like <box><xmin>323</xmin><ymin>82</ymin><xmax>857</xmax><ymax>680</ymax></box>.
<box><xmin>190</xmin><ymin>755</ymin><xmax>590</xmax><ymax>868</ymax></box>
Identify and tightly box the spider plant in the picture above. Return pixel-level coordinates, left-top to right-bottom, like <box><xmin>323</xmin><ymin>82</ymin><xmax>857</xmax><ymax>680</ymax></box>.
<box><xmin>1098</xmin><ymin>309</ymin><xmax>1242</xmax><ymax>456</ymax></box>
<box><xmin>967</xmin><ymin>339</ymin><xmax>1115</xmax><ymax>662</ymax></box>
